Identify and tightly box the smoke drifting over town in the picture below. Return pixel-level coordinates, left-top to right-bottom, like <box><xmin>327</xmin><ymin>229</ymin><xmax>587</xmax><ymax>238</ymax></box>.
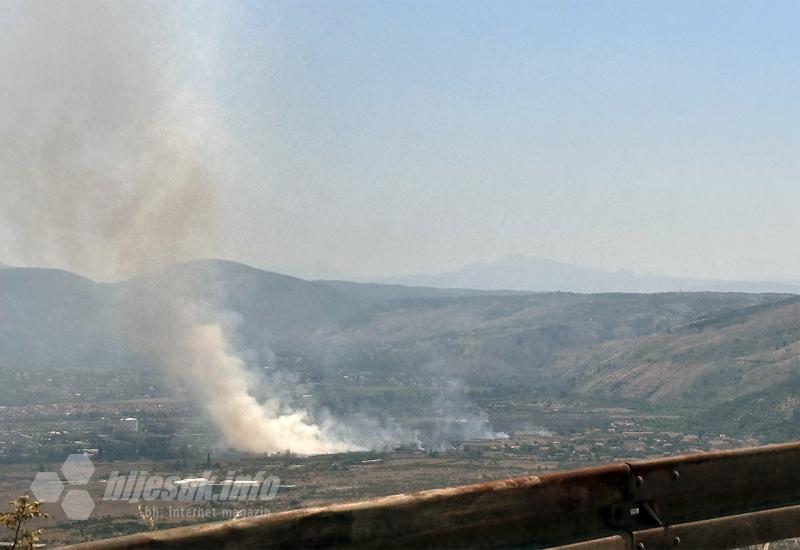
<box><xmin>0</xmin><ymin>2</ymin><xmax>352</xmax><ymax>454</ymax></box>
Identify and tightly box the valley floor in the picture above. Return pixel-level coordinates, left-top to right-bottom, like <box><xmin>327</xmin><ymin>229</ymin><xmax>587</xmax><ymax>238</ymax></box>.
<box><xmin>0</xmin><ymin>384</ymin><xmax>770</xmax><ymax>546</ymax></box>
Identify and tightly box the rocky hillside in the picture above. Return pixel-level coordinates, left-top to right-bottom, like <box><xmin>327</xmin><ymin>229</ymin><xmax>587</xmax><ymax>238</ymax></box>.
<box><xmin>553</xmin><ymin>295</ymin><xmax>800</xmax><ymax>406</ymax></box>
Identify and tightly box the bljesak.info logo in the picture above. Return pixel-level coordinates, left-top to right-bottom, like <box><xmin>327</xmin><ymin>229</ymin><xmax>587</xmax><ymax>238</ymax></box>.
<box><xmin>30</xmin><ymin>454</ymin><xmax>280</xmax><ymax>521</ymax></box>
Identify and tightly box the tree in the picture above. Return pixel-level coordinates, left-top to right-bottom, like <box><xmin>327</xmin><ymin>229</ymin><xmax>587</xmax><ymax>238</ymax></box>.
<box><xmin>0</xmin><ymin>495</ymin><xmax>47</xmax><ymax>550</ymax></box>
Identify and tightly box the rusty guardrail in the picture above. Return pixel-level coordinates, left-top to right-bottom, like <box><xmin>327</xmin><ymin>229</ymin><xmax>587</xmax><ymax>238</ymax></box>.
<box><xmin>61</xmin><ymin>441</ymin><xmax>800</xmax><ymax>549</ymax></box>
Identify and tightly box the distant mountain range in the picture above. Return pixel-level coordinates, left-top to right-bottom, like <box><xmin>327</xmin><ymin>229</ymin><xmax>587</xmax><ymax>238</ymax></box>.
<box><xmin>379</xmin><ymin>255</ymin><xmax>800</xmax><ymax>294</ymax></box>
<box><xmin>0</xmin><ymin>260</ymin><xmax>508</xmax><ymax>371</ymax></box>
<box><xmin>3</xmin><ymin>258</ymin><xmax>800</xmax><ymax>439</ymax></box>
<box><xmin>0</xmin><ymin>258</ymin><xmax>787</xmax><ymax>373</ymax></box>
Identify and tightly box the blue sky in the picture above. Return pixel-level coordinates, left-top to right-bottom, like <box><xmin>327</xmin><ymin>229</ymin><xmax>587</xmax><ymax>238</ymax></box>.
<box><xmin>5</xmin><ymin>1</ymin><xmax>800</xmax><ymax>281</ymax></box>
<box><xmin>195</xmin><ymin>1</ymin><xmax>800</xmax><ymax>281</ymax></box>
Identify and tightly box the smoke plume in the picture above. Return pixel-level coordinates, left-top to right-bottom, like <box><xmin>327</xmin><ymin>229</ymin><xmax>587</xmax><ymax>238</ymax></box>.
<box><xmin>0</xmin><ymin>1</ymin><xmax>350</xmax><ymax>454</ymax></box>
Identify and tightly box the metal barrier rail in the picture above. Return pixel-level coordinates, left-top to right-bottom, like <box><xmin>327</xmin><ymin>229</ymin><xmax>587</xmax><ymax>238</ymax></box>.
<box><xmin>61</xmin><ymin>441</ymin><xmax>800</xmax><ymax>549</ymax></box>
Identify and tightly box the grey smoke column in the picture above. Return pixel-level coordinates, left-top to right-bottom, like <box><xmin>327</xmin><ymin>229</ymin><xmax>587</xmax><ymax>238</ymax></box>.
<box><xmin>0</xmin><ymin>1</ymin><xmax>217</xmax><ymax>279</ymax></box>
<box><xmin>0</xmin><ymin>1</ymin><xmax>350</xmax><ymax>454</ymax></box>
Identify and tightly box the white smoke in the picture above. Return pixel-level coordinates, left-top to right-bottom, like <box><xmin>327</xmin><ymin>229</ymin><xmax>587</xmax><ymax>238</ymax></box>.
<box><xmin>178</xmin><ymin>322</ymin><xmax>349</xmax><ymax>454</ymax></box>
<box><xmin>0</xmin><ymin>1</ymin><xmax>350</xmax><ymax>454</ymax></box>
<box><xmin>428</xmin><ymin>380</ymin><xmax>507</xmax><ymax>444</ymax></box>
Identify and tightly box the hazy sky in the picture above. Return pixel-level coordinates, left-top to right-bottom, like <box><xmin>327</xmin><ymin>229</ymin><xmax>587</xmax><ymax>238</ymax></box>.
<box><xmin>4</xmin><ymin>1</ymin><xmax>800</xmax><ymax>281</ymax></box>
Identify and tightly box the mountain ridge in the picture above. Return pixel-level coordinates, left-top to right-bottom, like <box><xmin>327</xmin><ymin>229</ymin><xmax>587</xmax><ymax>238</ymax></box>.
<box><xmin>2</xmin><ymin>259</ymin><xmax>799</xmax><ymax>438</ymax></box>
<box><xmin>380</xmin><ymin>255</ymin><xmax>800</xmax><ymax>294</ymax></box>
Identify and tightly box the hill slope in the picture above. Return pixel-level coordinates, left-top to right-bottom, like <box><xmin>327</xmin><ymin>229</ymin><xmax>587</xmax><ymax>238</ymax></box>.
<box><xmin>553</xmin><ymin>295</ymin><xmax>800</xmax><ymax>409</ymax></box>
<box><xmin>119</xmin><ymin>260</ymin><xmax>366</xmax><ymax>342</ymax></box>
<box><xmin>0</xmin><ymin>268</ymin><xmax>126</xmax><ymax>368</ymax></box>
<box><xmin>0</xmin><ymin>260</ymin><xmax>523</xmax><ymax>369</ymax></box>
<box><xmin>317</xmin><ymin>292</ymin><xmax>789</xmax><ymax>383</ymax></box>
<box><xmin>0</xmin><ymin>261</ymin><xmax>787</xmax><ymax>376</ymax></box>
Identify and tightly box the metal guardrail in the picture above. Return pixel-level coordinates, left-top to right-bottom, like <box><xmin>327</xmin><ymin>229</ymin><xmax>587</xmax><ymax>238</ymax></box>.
<box><xmin>60</xmin><ymin>441</ymin><xmax>800</xmax><ymax>549</ymax></box>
